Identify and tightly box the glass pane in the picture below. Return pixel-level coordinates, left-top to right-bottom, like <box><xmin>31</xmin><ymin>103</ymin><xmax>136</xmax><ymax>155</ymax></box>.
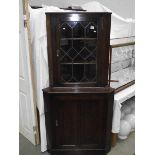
<box><xmin>60</xmin><ymin>54</ymin><xmax>72</xmax><ymax>63</ymax></box>
<box><xmin>74</xmin><ymin>55</ymin><xmax>84</xmax><ymax>63</ymax></box>
<box><xmin>85</xmin><ymin>64</ymin><xmax>96</xmax><ymax>81</ymax></box>
<box><xmin>80</xmin><ymin>21</ymin><xmax>89</xmax><ymax>27</ymax></box>
<box><xmin>79</xmin><ymin>48</ymin><xmax>90</xmax><ymax>60</ymax></box>
<box><xmin>86</xmin><ymin>23</ymin><xmax>97</xmax><ymax>38</ymax></box>
<box><xmin>60</xmin><ymin>40</ymin><xmax>72</xmax><ymax>52</ymax></box>
<box><xmin>59</xmin><ymin>20</ymin><xmax>97</xmax><ymax>84</ymax></box>
<box><xmin>73</xmin><ymin>23</ymin><xmax>84</xmax><ymax>38</ymax></box>
<box><xmin>80</xmin><ymin>77</ymin><xmax>89</xmax><ymax>82</ymax></box>
<box><xmin>86</xmin><ymin>50</ymin><xmax>96</xmax><ymax>62</ymax></box>
<box><xmin>67</xmin><ymin>48</ymin><xmax>78</xmax><ymax>59</ymax></box>
<box><xmin>59</xmin><ymin>50</ymin><xmax>66</xmax><ymax>58</ymax></box>
<box><xmin>60</xmin><ymin>23</ymin><xmax>72</xmax><ymax>38</ymax></box>
<box><xmin>85</xmin><ymin>40</ymin><xmax>97</xmax><ymax>51</ymax></box>
<box><xmin>61</xmin><ymin>64</ymin><xmax>72</xmax><ymax>82</ymax></box>
<box><xmin>73</xmin><ymin>40</ymin><xmax>84</xmax><ymax>52</ymax></box>
<box><xmin>73</xmin><ymin>64</ymin><xmax>84</xmax><ymax>81</ymax></box>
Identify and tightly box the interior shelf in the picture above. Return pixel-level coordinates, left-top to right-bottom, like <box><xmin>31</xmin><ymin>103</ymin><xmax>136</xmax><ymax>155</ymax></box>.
<box><xmin>61</xmin><ymin>38</ymin><xmax>97</xmax><ymax>40</ymax></box>
<box><xmin>60</xmin><ymin>62</ymin><xmax>96</xmax><ymax>65</ymax></box>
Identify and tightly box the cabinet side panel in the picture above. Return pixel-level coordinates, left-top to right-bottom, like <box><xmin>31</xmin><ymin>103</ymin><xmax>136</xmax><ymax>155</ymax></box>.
<box><xmin>46</xmin><ymin>15</ymin><xmax>53</xmax><ymax>85</ymax></box>
<box><xmin>97</xmin><ymin>14</ymin><xmax>111</xmax><ymax>86</ymax></box>
<box><xmin>43</xmin><ymin>92</ymin><xmax>56</xmax><ymax>150</ymax></box>
<box><xmin>46</xmin><ymin>14</ymin><xmax>60</xmax><ymax>86</ymax></box>
<box><xmin>105</xmin><ymin>91</ymin><xmax>114</xmax><ymax>152</ymax></box>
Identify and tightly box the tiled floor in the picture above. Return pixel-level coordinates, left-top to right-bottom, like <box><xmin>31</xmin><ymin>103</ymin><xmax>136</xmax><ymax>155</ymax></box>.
<box><xmin>19</xmin><ymin>132</ymin><xmax>135</xmax><ymax>155</ymax></box>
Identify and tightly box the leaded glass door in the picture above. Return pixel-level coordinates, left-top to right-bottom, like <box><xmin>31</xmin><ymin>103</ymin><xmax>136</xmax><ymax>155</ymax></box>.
<box><xmin>57</xmin><ymin>19</ymin><xmax>98</xmax><ymax>84</ymax></box>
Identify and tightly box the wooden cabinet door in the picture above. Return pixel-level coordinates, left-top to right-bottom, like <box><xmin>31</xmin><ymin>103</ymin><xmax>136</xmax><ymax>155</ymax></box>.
<box><xmin>47</xmin><ymin>13</ymin><xmax>111</xmax><ymax>86</ymax></box>
<box><xmin>53</xmin><ymin>97</ymin><xmax>79</xmax><ymax>147</ymax></box>
<box><xmin>79</xmin><ymin>97</ymin><xmax>107</xmax><ymax>146</ymax></box>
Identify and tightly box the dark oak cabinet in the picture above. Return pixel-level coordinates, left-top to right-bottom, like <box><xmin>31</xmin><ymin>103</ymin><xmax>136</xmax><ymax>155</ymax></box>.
<box><xmin>43</xmin><ymin>12</ymin><xmax>114</xmax><ymax>155</ymax></box>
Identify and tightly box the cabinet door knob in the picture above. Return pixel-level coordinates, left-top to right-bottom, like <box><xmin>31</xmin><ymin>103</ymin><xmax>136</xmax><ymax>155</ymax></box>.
<box><xmin>56</xmin><ymin>120</ymin><xmax>59</xmax><ymax>127</ymax></box>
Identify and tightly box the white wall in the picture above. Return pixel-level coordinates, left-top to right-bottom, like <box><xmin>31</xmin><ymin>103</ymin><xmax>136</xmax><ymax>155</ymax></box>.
<box><xmin>30</xmin><ymin>0</ymin><xmax>135</xmax><ymax>19</ymax></box>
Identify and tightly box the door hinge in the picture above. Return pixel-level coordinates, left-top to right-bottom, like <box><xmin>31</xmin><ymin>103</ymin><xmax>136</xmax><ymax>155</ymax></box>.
<box><xmin>23</xmin><ymin>15</ymin><xmax>28</xmax><ymax>28</ymax></box>
<box><xmin>33</xmin><ymin>126</ymin><xmax>40</xmax><ymax>145</ymax></box>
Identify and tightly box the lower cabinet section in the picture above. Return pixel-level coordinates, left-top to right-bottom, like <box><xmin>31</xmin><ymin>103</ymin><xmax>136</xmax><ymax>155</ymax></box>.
<box><xmin>43</xmin><ymin>87</ymin><xmax>114</xmax><ymax>155</ymax></box>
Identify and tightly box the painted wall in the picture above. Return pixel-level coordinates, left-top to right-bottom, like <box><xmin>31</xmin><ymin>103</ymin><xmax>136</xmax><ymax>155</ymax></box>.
<box><xmin>29</xmin><ymin>0</ymin><xmax>135</xmax><ymax>19</ymax></box>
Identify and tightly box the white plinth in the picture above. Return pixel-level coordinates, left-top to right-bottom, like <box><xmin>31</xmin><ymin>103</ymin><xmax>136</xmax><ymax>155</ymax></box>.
<box><xmin>112</xmin><ymin>84</ymin><xmax>135</xmax><ymax>133</ymax></box>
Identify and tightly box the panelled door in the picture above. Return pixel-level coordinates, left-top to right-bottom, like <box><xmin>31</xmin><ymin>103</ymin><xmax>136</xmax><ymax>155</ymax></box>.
<box><xmin>53</xmin><ymin>98</ymin><xmax>79</xmax><ymax>146</ymax></box>
<box><xmin>80</xmin><ymin>99</ymin><xmax>107</xmax><ymax>146</ymax></box>
<box><xmin>19</xmin><ymin>0</ymin><xmax>39</xmax><ymax>145</ymax></box>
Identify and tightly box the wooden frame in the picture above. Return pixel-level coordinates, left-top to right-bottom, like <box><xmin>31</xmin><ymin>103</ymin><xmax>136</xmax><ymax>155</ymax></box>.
<box><xmin>109</xmin><ymin>38</ymin><xmax>135</xmax><ymax>94</ymax></box>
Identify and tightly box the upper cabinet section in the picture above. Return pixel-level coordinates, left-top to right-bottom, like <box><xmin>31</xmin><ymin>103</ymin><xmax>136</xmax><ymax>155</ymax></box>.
<box><xmin>46</xmin><ymin>12</ymin><xmax>111</xmax><ymax>87</ymax></box>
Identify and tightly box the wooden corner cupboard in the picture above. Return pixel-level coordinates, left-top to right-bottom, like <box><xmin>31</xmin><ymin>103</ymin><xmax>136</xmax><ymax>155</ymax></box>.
<box><xmin>43</xmin><ymin>12</ymin><xmax>114</xmax><ymax>155</ymax></box>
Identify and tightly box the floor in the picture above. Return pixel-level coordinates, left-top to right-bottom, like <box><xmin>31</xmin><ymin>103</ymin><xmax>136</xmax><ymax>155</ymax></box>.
<box><xmin>108</xmin><ymin>132</ymin><xmax>135</xmax><ymax>155</ymax></box>
<box><xmin>19</xmin><ymin>132</ymin><xmax>135</xmax><ymax>155</ymax></box>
